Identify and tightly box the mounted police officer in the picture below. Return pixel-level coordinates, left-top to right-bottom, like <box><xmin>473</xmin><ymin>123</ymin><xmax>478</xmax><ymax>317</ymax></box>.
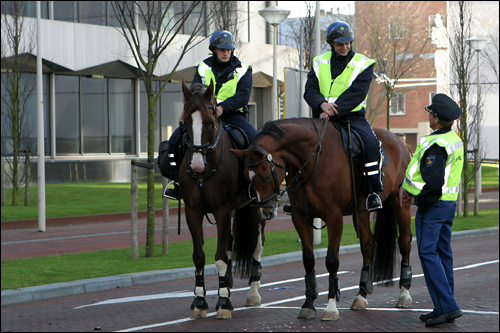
<box><xmin>400</xmin><ymin>93</ymin><xmax>464</xmax><ymax>327</ymax></box>
<box><xmin>163</xmin><ymin>30</ymin><xmax>257</xmax><ymax>200</ymax></box>
<box><xmin>303</xmin><ymin>21</ymin><xmax>383</xmax><ymax>212</ymax></box>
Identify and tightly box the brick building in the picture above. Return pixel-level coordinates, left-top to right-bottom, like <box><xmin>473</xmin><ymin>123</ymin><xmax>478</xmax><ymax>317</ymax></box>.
<box><xmin>355</xmin><ymin>1</ymin><xmax>447</xmax><ymax>151</ymax></box>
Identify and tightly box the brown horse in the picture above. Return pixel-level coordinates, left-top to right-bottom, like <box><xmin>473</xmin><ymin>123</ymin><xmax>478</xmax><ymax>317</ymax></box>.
<box><xmin>232</xmin><ymin>118</ymin><xmax>413</xmax><ymax>321</ymax></box>
<box><xmin>178</xmin><ymin>79</ymin><xmax>265</xmax><ymax>319</ymax></box>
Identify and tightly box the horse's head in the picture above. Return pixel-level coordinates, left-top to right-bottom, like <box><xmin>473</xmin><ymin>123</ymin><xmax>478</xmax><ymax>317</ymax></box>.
<box><xmin>180</xmin><ymin>78</ymin><xmax>219</xmax><ymax>173</ymax></box>
<box><xmin>233</xmin><ymin>141</ymin><xmax>287</xmax><ymax>220</ymax></box>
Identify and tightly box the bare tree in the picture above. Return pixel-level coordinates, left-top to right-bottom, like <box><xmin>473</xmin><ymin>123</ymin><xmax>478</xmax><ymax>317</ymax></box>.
<box><xmin>355</xmin><ymin>1</ymin><xmax>434</xmax><ymax>129</ymax></box>
<box><xmin>110</xmin><ymin>1</ymin><xmax>217</xmax><ymax>257</ymax></box>
<box><xmin>281</xmin><ymin>2</ymin><xmax>353</xmax><ymax>71</ymax></box>
<box><xmin>447</xmin><ymin>1</ymin><xmax>490</xmax><ymax>217</ymax></box>
<box><xmin>483</xmin><ymin>23</ymin><xmax>499</xmax><ymax>94</ymax></box>
<box><xmin>1</xmin><ymin>1</ymin><xmax>37</xmax><ymax>207</ymax></box>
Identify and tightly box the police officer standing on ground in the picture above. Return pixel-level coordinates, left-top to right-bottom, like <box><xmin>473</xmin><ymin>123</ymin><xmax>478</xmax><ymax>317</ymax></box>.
<box><xmin>163</xmin><ymin>30</ymin><xmax>257</xmax><ymax>200</ymax></box>
<box><xmin>400</xmin><ymin>93</ymin><xmax>464</xmax><ymax>327</ymax></box>
<box><xmin>301</xmin><ymin>21</ymin><xmax>383</xmax><ymax>212</ymax></box>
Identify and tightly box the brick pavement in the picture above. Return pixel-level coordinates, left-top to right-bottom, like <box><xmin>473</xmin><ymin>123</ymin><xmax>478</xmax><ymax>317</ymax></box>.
<box><xmin>1</xmin><ymin>235</ymin><xmax>498</xmax><ymax>332</ymax></box>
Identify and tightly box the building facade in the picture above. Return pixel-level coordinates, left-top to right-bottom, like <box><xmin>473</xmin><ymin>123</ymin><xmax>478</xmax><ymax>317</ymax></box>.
<box><xmin>1</xmin><ymin>1</ymin><xmax>299</xmax><ymax>184</ymax></box>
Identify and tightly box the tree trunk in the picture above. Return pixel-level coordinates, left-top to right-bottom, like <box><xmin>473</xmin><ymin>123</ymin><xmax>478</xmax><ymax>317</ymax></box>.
<box><xmin>145</xmin><ymin>90</ymin><xmax>157</xmax><ymax>258</ymax></box>
<box><xmin>24</xmin><ymin>150</ymin><xmax>30</xmax><ymax>206</ymax></box>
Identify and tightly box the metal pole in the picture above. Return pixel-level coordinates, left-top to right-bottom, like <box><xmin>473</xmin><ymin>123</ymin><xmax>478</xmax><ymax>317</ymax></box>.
<box><xmin>272</xmin><ymin>24</ymin><xmax>278</xmax><ymax>120</ymax></box>
<box><xmin>131</xmin><ymin>162</ymin><xmax>139</xmax><ymax>258</ymax></box>
<box><xmin>36</xmin><ymin>1</ymin><xmax>46</xmax><ymax>232</ymax></box>
<box><xmin>162</xmin><ymin>177</ymin><xmax>169</xmax><ymax>255</ymax></box>
<box><xmin>474</xmin><ymin>50</ymin><xmax>481</xmax><ymax>215</ymax></box>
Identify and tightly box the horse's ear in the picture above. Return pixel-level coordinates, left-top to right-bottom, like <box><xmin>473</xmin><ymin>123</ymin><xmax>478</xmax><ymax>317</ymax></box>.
<box><xmin>181</xmin><ymin>78</ymin><xmax>192</xmax><ymax>100</ymax></box>
<box><xmin>231</xmin><ymin>148</ymin><xmax>248</xmax><ymax>159</ymax></box>
<box><xmin>205</xmin><ymin>79</ymin><xmax>215</xmax><ymax>99</ymax></box>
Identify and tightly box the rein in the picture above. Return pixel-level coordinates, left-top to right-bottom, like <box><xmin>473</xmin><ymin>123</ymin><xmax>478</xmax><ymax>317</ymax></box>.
<box><xmin>183</xmin><ymin>102</ymin><xmax>224</xmax><ymax>226</ymax></box>
<box><xmin>247</xmin><ymin>118</ymin><xmax>329</xmax><ymax>230</ymax></box>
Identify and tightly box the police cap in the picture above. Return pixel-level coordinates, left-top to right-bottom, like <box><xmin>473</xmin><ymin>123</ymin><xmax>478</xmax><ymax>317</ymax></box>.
<box><xmin>425</xmin><ymin>93</ymin><xmax>460</xmax><ymax>121</ymax></box>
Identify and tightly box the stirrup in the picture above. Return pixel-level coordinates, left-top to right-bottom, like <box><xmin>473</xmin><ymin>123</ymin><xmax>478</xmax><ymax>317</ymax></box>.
<box><xmin>163</xmin><ymin>181</ymin><xmax>180</xmax><ymax>200</ymax></box>
<box><xmin>366</xmin><ymin>193</ymin><xmax>382</xmax><ymax>212</ymax></box>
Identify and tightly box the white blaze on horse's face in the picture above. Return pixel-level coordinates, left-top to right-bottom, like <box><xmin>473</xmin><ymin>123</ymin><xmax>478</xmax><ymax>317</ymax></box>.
<box><xmin>190</xmin><ymin>111</ymin><xmax>205</xmax><ymax>172</ymax></box>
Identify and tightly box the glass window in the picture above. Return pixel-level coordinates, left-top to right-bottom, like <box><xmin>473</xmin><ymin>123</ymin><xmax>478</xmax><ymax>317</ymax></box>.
<box><xmin>80</xmin><ymin>1</ymin><xmax>106</xmax><ymax>25</ymax></box>
<box><xmin>109</xmin><ymin>79</ymin><xmax>135</xmax><ymax>154</ymax></box>
<box><xmin>389</xmin><ymin>17</ymin><xmax>404</xmax><ymax>40</ymax></box>
<box><xmin>107</xmin><ymin>1</ymin><xmax>121</xmax><ymax>28</ymax></box>
<box><xmin>55</xmin><ymin>75</ymin><xmax>80</xmax><ymax>154</ymax></box>
<box><xmin>1</xmin><ymin>1</ymin><xmax>48</xmax><ymax>18</ymax></box>
<box><xmin>390</xmin><ymin>93</ymin><xmax>406</xmax><ymax>116</ymax></box>
<box><xmin>140</xmin><ymin>81</ymin><xmax>160</xmax><ymax>153</ymax></box>
<box><xmin>1</xmin><ymin>73</ymin><xmax>51</xmax><ymax>156</ymax></box>
<box><xmin>183</xmin><ymin>2</ymin><xmax>204</xmax><ymax>35</ymax></box>
<box><xmin>82</xmin><ymin>77</ymin><xmax>108</xmax><ymax>153</ymax></box>
<box><xmin>161</xmin><ymin>82</ymin><xmax>184</xmax><ymax>142</ymax></box>
<box><xmin>54</xmin><ymin>1</ymin><xmax>78</xmax><ymax>22</ymax></box>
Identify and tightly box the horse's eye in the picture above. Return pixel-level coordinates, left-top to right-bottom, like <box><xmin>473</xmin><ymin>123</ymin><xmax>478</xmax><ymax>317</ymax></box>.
<box><xmin>265</xmin><ymin>174</ymin><xmax>271</xmax><ymax>182</ymax></box>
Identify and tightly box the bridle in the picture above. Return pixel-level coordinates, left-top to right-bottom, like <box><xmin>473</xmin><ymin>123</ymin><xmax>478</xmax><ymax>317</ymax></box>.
<box><xmin>245</xmin><ymin>145</ymin><xmax>287</xmax><ymax>208</ymax></box>
<box><xmin>246</xmin><ymin>118</ymin><xmax>329</xmax><ymax>210</ymax></box>
<box><xmin>182</xmin><ymin>101</ymin><xmax>224</xmax><ymax>188</ymax></box>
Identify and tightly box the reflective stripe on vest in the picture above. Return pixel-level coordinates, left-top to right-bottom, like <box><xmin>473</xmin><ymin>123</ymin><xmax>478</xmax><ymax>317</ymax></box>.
<box><xmin>312</xmin><ymin>52</ymin><xmax>375</xmax><ymax>111</ymax></box>
<box><xmin>198</xmin><ymin>61</ymin><xmax>250</xmax><ymax>107</ymax></box>
<box><xmin>403</xmin><ymin>131</ymin><xmax>464</xmax><ymax>201</ymax></box>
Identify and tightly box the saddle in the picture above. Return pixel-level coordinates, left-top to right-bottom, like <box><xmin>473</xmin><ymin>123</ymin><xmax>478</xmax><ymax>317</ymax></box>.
<box><xmin>333</xmin><ymin>122</ymin><xmax>388</xmax><ymax>169</ymax></box>
<box><xmin>157</xmin><ymin>124</ymin><xmax>250</xmax><ymax>179</ymax></box>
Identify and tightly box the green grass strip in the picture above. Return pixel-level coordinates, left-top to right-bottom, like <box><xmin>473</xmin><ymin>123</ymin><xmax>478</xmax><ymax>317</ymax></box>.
<box><xmin>2</xmin><ymin>208</ymin><xmax>497</xmax><ymax>291</ymax></box>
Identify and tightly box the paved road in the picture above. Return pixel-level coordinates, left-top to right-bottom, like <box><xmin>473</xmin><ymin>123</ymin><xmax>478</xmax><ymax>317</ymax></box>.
<box><xmin>1</xmin><ymin>235</ymin><xmax>498</xmax><ymax>332</ymax></box>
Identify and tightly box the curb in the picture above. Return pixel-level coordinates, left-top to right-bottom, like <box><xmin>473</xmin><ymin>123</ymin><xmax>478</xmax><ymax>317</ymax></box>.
<box><xmin>2</xmin><ymin>226</ymin><xmax>498</xmax><ymax>306</ymax></box>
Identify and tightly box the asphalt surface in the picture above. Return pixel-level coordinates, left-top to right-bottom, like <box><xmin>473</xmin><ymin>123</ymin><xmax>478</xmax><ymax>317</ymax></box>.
<box><xmin>1</xmin><ymin>190</ymin><xmax>498</xmax><ymax>309</ymax></box>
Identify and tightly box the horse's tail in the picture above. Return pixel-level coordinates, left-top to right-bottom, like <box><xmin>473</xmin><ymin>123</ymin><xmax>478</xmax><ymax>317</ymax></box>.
<box><xmin>372</xmin><ymin>201</ymin><xmax>397</xmax><ymax>286</ymax></box>
<box><xmin>232</xmin><ymin>203</ymin><xmax>259</xmax><ymax>279</ymax></box>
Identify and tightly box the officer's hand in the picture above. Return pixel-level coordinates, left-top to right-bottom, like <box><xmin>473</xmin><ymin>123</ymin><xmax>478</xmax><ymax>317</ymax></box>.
<box><xmin>215</xmin><ymin>105</ymin><xmax>224</xmax><ymax>118</ymax></box>
<box><xmin>399</xmin><ymin>185</ymin><xmax>412</xmax><ymax>208</ymax></box>
<box><xmin>319</xmin><ymin>102</ymin><xmax>338</xmax><ymax>119</ymax></box>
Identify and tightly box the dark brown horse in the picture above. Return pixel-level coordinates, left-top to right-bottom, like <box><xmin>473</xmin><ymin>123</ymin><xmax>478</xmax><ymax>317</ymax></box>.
<box><xmin>178</xmin><ymin>79</ymin><xmax>265</xmax><ymax>319</ymax></box>
<box><xmin>233</xmin><ymin>118</ymin><xmax>413</xmax><ymax>321</ymax></box>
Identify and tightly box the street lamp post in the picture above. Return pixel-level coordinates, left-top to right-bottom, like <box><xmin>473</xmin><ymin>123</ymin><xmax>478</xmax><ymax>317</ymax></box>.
<box><xmin>466</xmin><ymin>36</ymin><xmax>490</xmax><ymax>215</ymax></box>
<box><xmin>259</xmin><ymin>6</ymin><xmax>290</xmax><ymax>120</ymax></box>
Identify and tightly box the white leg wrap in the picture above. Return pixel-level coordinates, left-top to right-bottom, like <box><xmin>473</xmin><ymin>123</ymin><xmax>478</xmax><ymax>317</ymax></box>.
<box><xmin>215</xmin><ymin>260</ymin><xmax>229</xmax><ymax>298</ymax></box>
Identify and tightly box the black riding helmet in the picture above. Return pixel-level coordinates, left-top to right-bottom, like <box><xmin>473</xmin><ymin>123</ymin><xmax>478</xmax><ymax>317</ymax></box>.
<box><xmin>326</xmin><ymin>21</ymin><xmax>354</xmax><ymax>46</ymax></box>
<box><xmin>209</xmin><ymin>30</ymin><xmax>236</xmax><ymax>52</ymax></box>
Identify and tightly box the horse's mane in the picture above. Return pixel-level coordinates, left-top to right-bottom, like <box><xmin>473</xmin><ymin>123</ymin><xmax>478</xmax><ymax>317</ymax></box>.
<box><xmin>181</xmin><ymin>82</ymin><xmax>214</xmax><ymax>123</ymax></box>
<box><xmin>255</xmin><ymin>120</ymin><xmax>286</xmax><ymax>142</ymax></box>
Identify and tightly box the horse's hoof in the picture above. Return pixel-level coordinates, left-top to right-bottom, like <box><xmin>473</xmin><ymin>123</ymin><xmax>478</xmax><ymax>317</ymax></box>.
<box><xmin>216</xmin><ymin>309</ymin><xmax>232</xmax><ymax>319</ymax></box>
<box><xmin>321</xmin><ymin>310</ymin><xmax>339</xmax><ymax>321</ymax></box>
<box><xmin>298</xmin><ymin>308</ymin><xmax>316</xmax><ymax>319</ymax></box>
<box><xmin>396</xmin><ymin>295</ymin><xmax>412</xmax><ymax>308</ymax></box>
<box><xmin>190</xmin><ymin>308</ymin><xmax>207</xmax><ymax>319</ymax></box>
<box><xmin>246</xmin><ymin>295</ymin><xmax>262</xmax><ymax>307</ymax></box>
<box><xmin>350</xmin><ymin>295</ymin><xmax>368</xmax><ymax>310</ymax></box>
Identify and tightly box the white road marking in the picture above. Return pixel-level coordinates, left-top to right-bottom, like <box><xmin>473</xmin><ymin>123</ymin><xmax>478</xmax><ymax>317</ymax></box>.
<box><xmin>112</xmin><ymin>260</ymin><xmax>499</xmax><ymax>332</ymax></box>
<box><xmin>74</xmin><ymin>272</ymin><xmax>349</xmax><ymax>309</ymax></box>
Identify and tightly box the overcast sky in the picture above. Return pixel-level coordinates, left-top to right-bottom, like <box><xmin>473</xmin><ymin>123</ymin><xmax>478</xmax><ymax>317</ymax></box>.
<box><xmin>278</xmin><ymin>1</ymin><xmax>355</xmax><ymax>18</ymax></box>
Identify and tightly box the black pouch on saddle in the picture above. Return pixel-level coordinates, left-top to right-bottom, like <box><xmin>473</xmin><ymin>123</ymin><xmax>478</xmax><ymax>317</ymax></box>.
<box><xmin>157</xmin><ymin>140</ymin><xmax>170</xmax><ymax>178</ymax></box>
